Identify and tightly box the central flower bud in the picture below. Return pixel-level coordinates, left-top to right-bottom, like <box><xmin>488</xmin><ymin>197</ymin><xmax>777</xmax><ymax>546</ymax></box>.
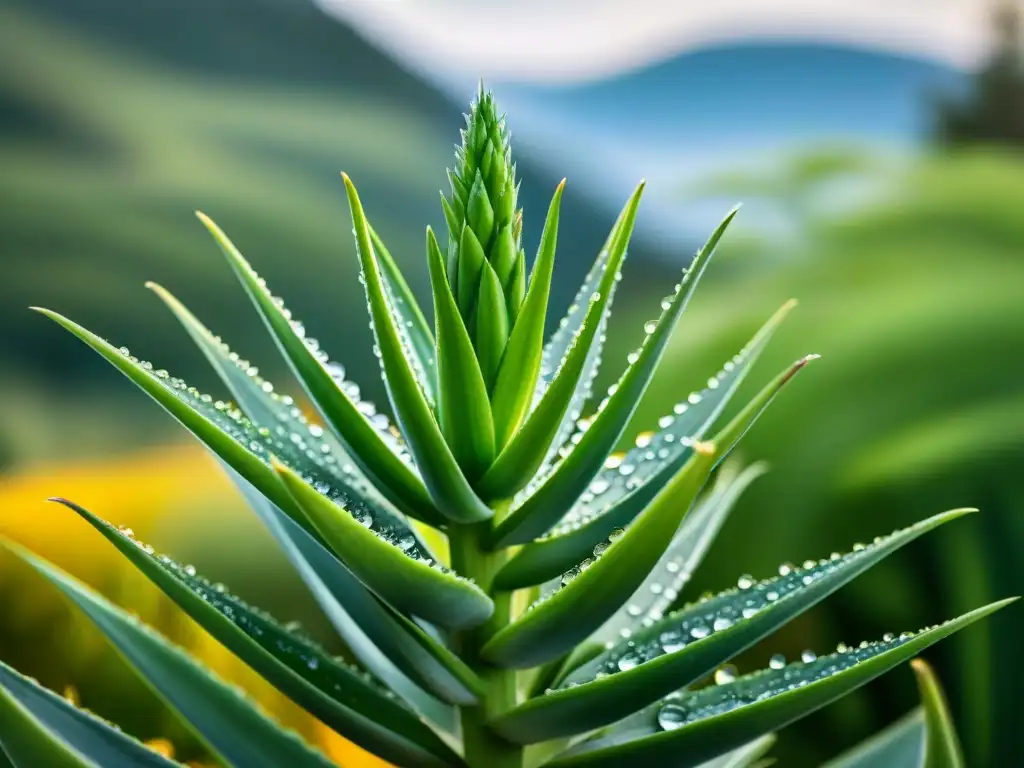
<box><xmin>441</xmin><ymin>88</ymin><xmax>524</xmax><ymax>388</ymax></box>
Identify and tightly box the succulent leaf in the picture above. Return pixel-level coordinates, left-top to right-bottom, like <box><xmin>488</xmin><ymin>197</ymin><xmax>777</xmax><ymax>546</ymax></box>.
<box><xmin>822</xmin><ymin>709</ymin><xmax>925</xmax><ymax>767</ymax></box>
<box><xmin>482</xmin><ymin>357</ymin><xmax>811</xmax><ymax>669</ymax></box>
<box><xmin>274</xmin><ymin>458</ymin><xmax>494</xmax><ymax>629</ymax></box>
<box><xmin>479</xmin><ymin>182</ymin><xmax>645</xmax><ymax>501</ymax></box>
<box><xmin>427</xmin><ymin>227</ymin><xmax>496</xmax><ymax>479</ymax></box>
<box><xmin>489</xmin><ymin>180</ymin><xmax>565</xmax><ymax>449</ymax></box>
<box><xmin>0</xmin><ymin>658</ymin><xmax>175</xmax><ymax>768</ymax></box>
<box><xmin>489</xmin><ymin>207</ymin><xmax>739</xmax><ymax>548</ymax></box>
<box><xmin>343</xmin><ymin>174</ymin><xmax>493</xmax><ymax>523</ymax></box>
<box><xmin>46</xmin><ymin>499</ymin><xmax>463</xmax><ymax>764</ymax></box>
<box><xmin>490</xmin><ymin>508</ymin><xmax>974</xmax><ymax>743</ymax></box>
<box><xmin>5</xmin><ymin>543</ymin><xmax>344</xmax><ymax>768</ymax></box>
<box><xmin>547</xmin><ymin>601</ymin><xmax>1014</xmax><ymax>767</ymax></box>
<box><xmin>912</xmin><ymin>658</ymin><xmax>965</xmax><ymax>768</ymax></box>
<box><xmin>194</xmin><ymin>212</ymin><xmax>440</xmax><ymax>525</ymax></box>
<box><xmin>493</xmin><ymin>301</ymin><xmax>793</xmax><ymax>589</ymax></box>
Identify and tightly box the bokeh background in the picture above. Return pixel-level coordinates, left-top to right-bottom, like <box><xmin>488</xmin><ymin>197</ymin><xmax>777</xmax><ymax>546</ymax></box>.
<box><xmin>2</xmin><ymin>0</ymin><xmax>1023</xmax><ymax>764</ymax></box>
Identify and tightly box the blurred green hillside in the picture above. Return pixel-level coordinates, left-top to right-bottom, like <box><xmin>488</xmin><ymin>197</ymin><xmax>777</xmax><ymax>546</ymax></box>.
<box><xmin>612</xmin><ymin>147</ymin><xmax>1024</xmax><ymax>765</ymax></box>
<box><xmin>0</xmin><ymin>0</ymin><xmax>674</xmax><ymax>466</ymax></box>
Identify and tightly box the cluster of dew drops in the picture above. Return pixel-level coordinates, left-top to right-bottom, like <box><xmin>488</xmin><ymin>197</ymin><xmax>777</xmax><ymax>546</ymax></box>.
<box><xmin>655</xmin><ymin>625</ymin><xmax>925</xmax><ymax>732</ymax></box>
<box><xmin>551</xmin><ymin>338</ymin><xmax>754</xmax><ymax>537</ymax></box>
<box><xmin>111</xmin><ymin>338</ymin><xmax>459</xmax><ymax>576</ymax></box>
<box><xmin>355</xmin><ymin>263</ymin><xmax>436</xmax><ymax>410</ymax></box>
<box><xmin>550</xmin><ymin>523</ymin><xmax>928</xmax><ymax>695</ymax></box>
<box><xmin>113</xmin><ymin>524</ymin><xmax>396</xmax><ymax>700</ymax></box>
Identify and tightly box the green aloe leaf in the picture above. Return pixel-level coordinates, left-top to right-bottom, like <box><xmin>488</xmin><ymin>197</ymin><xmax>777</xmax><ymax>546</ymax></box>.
<box><xmin>590</xmin><ymin>461</ymin><xmax>767</xmax><ymax>647</ymax></box>
<box><xmin>481</xmin><ymin>357</ymin><xmax>811</xmax><ymax>670</ymax></box>
<box><xmin>0</xmin><ymin>659</ymin><xmax>176</xmax><ymax>768</ymax></box>
<box><xmin>822</xmin><ymin>709</ymin><xmax>925</xmax><ymax>767</ymax></box>
<box><xmin>194</xmin><ymin>211</ymin><xmax>442</xmax><ymax>526</ymax></box>
<box><xmin>489</xmin><ymin>180</ymin><xmax>564</xmax><ymax>448</ymax></box>
<box><xmin>494</xmin><ymin>302</ymin><xmax>792</xmax><ymax>588</ymax></box>
<box><xmin>489</xmin><ymin>207</ymin><xmax>738</xmax><ymax>548</ymax></box>
<box><xmin>273</xmin><ymin>458</ymin><xmax>493</xmax><ymax>629</ymax></box>
<box><xmin>475</xmin><ymin>260</ymin><xmax>509</xmax><ymax>392</ymax></box>
<box><xmin>342</xmin><ymin>174</ymin><xmax>492</xmax><ymax>524</ymax></box>
<box><xmin>480</xmin><ymin>182</ymin><xmax>644</xmax><ymax>499</ymax></box>
<box><xmin>4</xmin><ymin>543</ymin><xmax>346</xmax><ymax>768</ymax></box>
<box><xmin>0</xmin><ymin>675</ymin><xmax>98</xmax><ymax>768</ymax></box>
<box><xmin>696</xmin><ymin>736</ymin><xmax>776</xmax><ymax>768</ymax></box>
<box><xmin>223</xmin><ymin>467</ymin><xmax>471</xmax><ymax>720</ymax></box>
<box><xmin>368</xmin><ymin>224</ymin><xmax>438</xmax><ymax>405</ymax></box>
<box><xmin>30</xmin><ymin>310</ymin><xmax>481</xmax><ymax>624</ymax></box>
<box><xmin>912</xmin><ymin>659</ymin><xmax>964</xmax><ymax>768</ymax></box>
<box><xmin>527</xmin><ymin>195</ymin><xmax>634</xmax><ymax>480</ymax></box>
<box><xmin>547</xmin><ymin>601</ymin><xmax>1014</xmax><ymax>766</ymax></box>
<box><xmin>47</xmin><ymin>499</ymin><xmax>464</xmax><ymax>766</ymax></box>
<box><xmin>147</xmin><ymin>282</ymin><xmax>396</xmax><ymax>520</ymax></box>
<box><xmin>490</xmin><ymin>507</ymin><xmax>972</xmax><ymax>744</ymax></box>
<box><xmin>426</xmin><ymin>227</ymin><xmax>495</xmax><ymax>479</ymax></box>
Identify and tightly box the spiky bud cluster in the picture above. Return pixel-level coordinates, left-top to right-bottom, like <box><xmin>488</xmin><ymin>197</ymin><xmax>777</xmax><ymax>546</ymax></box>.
<box><xmin>441</xmin><ymin>88</ymin><xmax>525</xmax><ymax>386</ymax></box>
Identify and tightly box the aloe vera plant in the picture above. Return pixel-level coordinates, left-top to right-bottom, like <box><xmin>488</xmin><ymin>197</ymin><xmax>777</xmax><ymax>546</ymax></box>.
<box><xmin>0</xmin><ymin>88</ymin><xmax>1013</xmax><ymax>768</ymax></box>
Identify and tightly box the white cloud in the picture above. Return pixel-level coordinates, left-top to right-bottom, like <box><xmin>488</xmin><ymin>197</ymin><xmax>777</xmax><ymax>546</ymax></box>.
<box><xmin>320</xmin><ymin>0</ymin><xmax>991</xmax><ymax>85</ymax></box>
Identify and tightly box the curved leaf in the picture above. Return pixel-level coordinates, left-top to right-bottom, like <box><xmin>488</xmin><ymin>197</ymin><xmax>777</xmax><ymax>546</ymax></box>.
<box><xmin>489</xmin><ymin>207</ymin><xmax>738</xmax><ymax>548</ymax></box>
<box><xmin>195</xmin><ymin>212</ymin><xmax>441</xmax><ymax>525</ymax></box>
<box><xmin>494</xmin><ymin>300</ymin><xmax>792</xmax><ymax>588</ymax></box>
<box><xmin>368</xmin><ymin>223</ymin><xmax>437</xmax><ymax>405</ymax></box>
<box><xmin>0</xmin><ymin>677</ymin><xmax>99</xmax><ymax>768</ymax></box>
<box><xmin>30</xmin><ymin>311</ymin><xmax>472</xmax><ymax>619</ymax></box>
<box><xmin>479</xmin><ymin>182</ymin><xmax>645</xmax><ymax>501</ymax></box>
<box><xmin>342</xmin><ymin>174</ymin><xmax>492</xmax><ymax>523</ymax></box>
<box><xmin>548</xmin><ymin>601</ymin><xmax>1014</xmax><ymax>766</ymax></box>
<box><xmin>426</xmin><ymin>227</ymin><xmax>495</xmax><ymax>480</ymax></box>
<box><xmin>223</xmin><ymin>467</ymin><xmax>472</xmax><ymax>719</ymax></box>
<box><xmin>147</xmin><ymin>282</ymin><xmax>407</xmax><ymax>525</ymax></box>
<box><xmin>912</xmin><ymin>659</ymin><xmax>964</xmax><ymax>768</ymax></box>
<box><xmin>273</xmin><ymin>457</ymin><xmax>494</xmax><ymax>629</ymax></box>
<box><xmin>490</xmin><ymin>507</ymin><xmax>972</xmax><ymax>744</ymax></box>
<box><xmin>0</xmin><ymin>659</ymin><xmax>179</xmax><ymax>768</ymax></box>
<box><xmin>590</xmin><ymin>461</ymin><xmax>767</xmax><ymax>647</ymax></box>
<box><xmin>481</xmin><ymin>357</ymin><xmax>811</xmax><ymax>669</ymax></box>
<box><xmin>823</xmin><ymin>709</ymin><xmax>925</xmax><ymax>767</ymax></box>
<box><xmin>48</xmin><ymin>500</ymin><xmax>464</xmax><ymax>766</ymax></box>
<box><xmin>490</xmin><ymin>180</ymin><xmax>564</xmax><ymax>447</ymax></box>
<box><xmin>5</xmin><ymin>544</ymin><xmax>342</xmax><ymax>768</ymax></box>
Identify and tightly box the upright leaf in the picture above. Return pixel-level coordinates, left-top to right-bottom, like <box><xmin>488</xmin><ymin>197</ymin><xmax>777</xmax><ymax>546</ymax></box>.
<box><xmin>342</xmin><ymin>174</ymin><xmax>492</xmax><ymax>523</ymax></box>
<box><xmin>6</xmin><ymin>544</ymin><xmax>344</xmax><ymax>768</ymax></box>
<box><xmin>481</xmin><ymin>357</ymin><xmax>812</xmax><ymax>669</ymax></box>
<box><xmin>480</xmin><ymin>182</ymin><xmax>645</xmax><ymax>499</ymax></box>
<box><xmin>368</xmin><ymin>224</ymin><xmax>437</xmax><ymax>404</ymax></box>
<box><xmin>494</xmin><ymin>301</ymin><xmax>793</xmax><ymax>589</ymax></box>
<box><xmin>426</xmin><ymin>227</ymin><xmax>495</xmax><ymax>480</ymax></box>
<box><xmin>548</xmin><ymin>602</ymin><xmax>1013</xmax><ymax>767</ymax></box>
<box><xmin>490</xmin><ymin>180</ymin><xmax>565</xmax><ymax>448</ymax></box>
<box><xmin>475</xmin><ymin>261</ymin><xmax>509</xmax><ymax>391</ymax></box>
<box><xmin>194</xmin><ymin>212</ymin><xmax>439</xmax><ymax>524</ymax></box>
<box><xmin>912</xmin><ymin>659</ymin><xmax>965</xmax><ymax>768</ymax></box>
<box><xmin>489</xmin><ymin>207</ymin><xmax>738</xmax><ymax>548</ymax></box>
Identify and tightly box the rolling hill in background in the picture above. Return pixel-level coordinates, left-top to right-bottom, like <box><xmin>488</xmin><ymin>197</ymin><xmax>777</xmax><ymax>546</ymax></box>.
<box><xmin>0</xmin><ymin>0</ymin><xmax>677</xmax><ymax>462</ymax></box>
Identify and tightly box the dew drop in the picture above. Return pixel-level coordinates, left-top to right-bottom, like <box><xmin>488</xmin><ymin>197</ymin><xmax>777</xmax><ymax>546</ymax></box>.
<box><xmin>769</xmin><ymin>654</ymin><xmax>786</xmax><ymax>670</ymax></box>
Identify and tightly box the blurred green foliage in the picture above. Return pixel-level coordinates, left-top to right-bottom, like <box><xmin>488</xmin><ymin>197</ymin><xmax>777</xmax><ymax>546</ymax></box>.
<box><xmin>619</xmin><ymin>147</ymin><xmax>1024</xmax><ymax>765</ymax></box>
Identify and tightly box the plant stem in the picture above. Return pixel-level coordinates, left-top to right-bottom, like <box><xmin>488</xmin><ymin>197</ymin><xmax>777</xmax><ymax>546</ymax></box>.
<box><xmin>449</xmin><ymin>510</ymin><xmax>523</xmax><ymax>768</ymax></box>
